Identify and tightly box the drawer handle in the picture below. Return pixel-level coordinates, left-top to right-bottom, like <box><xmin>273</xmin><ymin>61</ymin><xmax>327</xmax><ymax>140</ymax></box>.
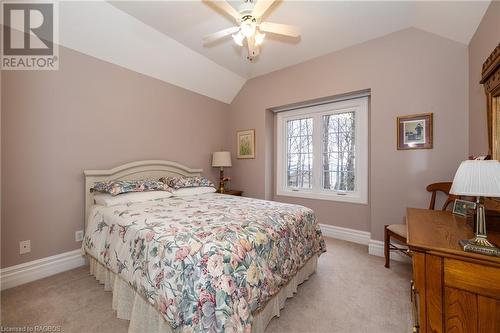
<box><xmin>411</xmin><ymin>280</ymin><xmax>420</xmax><ymax>333</ymax></box>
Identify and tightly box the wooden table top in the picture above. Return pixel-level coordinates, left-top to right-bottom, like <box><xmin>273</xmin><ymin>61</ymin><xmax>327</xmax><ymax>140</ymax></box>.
<box><xmin>406</xmin><ymin>208</ymin><xmax>500</xmax><ymax>266</ymax></box>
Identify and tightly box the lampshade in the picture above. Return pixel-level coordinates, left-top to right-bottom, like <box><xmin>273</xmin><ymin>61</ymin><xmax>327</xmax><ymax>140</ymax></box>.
<box><xmin>450</xmin><ymin>160</ymin><xmax>500</xmax><ymax>197</ymax></box>
<box><xmin>212</xmin><ymin>151</ymin><xmax>232</xmax><ymax>167</ymax></box>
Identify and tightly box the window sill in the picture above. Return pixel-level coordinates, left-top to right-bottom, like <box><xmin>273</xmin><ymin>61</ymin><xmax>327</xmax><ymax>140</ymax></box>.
<box><xmin>276</xmin><ymin>189</ymin><xmax>368</xmax><ymax>204</ymax></box>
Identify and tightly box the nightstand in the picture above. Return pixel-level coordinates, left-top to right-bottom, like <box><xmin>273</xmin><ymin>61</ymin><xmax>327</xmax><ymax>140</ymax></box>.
<box><xmin>217</xmin><ymin>189</ymin><xmax>243</xmax><ymax>196</ymax></box>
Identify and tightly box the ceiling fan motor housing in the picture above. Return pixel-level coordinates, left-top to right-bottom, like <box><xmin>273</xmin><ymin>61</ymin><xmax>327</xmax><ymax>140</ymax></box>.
<box><xmin>238</xmin><ymin>2</ymin><xmax>254</xmax><ymax>16</ymax></box>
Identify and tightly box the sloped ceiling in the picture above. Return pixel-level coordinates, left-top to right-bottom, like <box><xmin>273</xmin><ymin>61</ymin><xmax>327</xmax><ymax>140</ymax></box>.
<box><xmin>57</xmin><ymin>1</ymin><xmax>491</xmax><ymax>104</ymax></box>
<box><xmin>59</xmin><ymin>1</ymin><xmax>245</xmax><ymax>104</ymax></box>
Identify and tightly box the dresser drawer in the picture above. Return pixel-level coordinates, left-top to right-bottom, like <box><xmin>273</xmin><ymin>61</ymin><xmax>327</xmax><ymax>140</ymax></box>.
<box><xmin>444</xmin><ymin>258</ymin><xmax>500</xmax><ymax>299</ymax></box>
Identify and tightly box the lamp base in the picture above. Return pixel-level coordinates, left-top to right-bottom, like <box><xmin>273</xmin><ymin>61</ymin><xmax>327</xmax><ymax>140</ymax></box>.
<box><xmin>459</xmin><ymin>199</ymin><xmax>500</xmax><ymax>257</ymax></box>
<box><xmin>219</xmin><ymin>167</ymin><xmax>225</xmax><ymax>194</ymax></box>
<box><xmin>459</xmin><ymin>237</ymin><xmax>500</xmax><ymax>257</ymax></box>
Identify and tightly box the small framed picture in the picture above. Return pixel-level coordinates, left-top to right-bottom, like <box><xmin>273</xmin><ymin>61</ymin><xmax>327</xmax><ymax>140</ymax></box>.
<box><xmin>237</xmin><ymin>129</ymin><xmax>255</xmax><ymax>159</ymax></box>
<box><xmin>397</xmin><ymin>113</ymin><xmax>433</xmax><ymax>150</ymax></box>
<box><xmin>453</xmin><ymin>199</ymin><xmax>476</xmax><ymax>217</ymax></box>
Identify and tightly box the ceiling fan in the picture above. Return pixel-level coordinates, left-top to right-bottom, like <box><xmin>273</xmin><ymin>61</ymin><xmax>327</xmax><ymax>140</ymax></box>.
<box><xmin>203</xmin><ymin>0</ymin><xmax>300</xmax><ymax>61</ymax></box>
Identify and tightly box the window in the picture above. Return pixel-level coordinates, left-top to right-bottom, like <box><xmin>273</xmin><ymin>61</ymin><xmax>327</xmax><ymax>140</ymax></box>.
<box><xmin>276</xmin><ymin>97</ymin><xmax>368</xmax><ymax>203</ymax></box>
<box><xmin>286</xmin><ymin>118</ymin><xmax>313</xmax><ymax>189</ymax></box>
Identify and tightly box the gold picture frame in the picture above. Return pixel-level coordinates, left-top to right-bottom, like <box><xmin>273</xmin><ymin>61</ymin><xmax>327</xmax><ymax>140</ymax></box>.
<box><xmin>397</xmin><ymin>113</ymin><xmax>433</xmax><ymax>150</ymax></box>
<box><xmin>237</xmin><ymin>129</ymin><xmax>255</xmax><ymax>159</ymax></box>
<box><xmin>480</xmin><ymin>43</ymin><xmax>500</xmax><ymax>161</ymax></box>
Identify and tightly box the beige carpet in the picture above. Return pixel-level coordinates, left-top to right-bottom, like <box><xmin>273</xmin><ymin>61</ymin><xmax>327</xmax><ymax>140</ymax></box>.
<box><xmin>1</xmin><ymin>238</ymin><xmax>412</xmax><ymax>332</ymax></box>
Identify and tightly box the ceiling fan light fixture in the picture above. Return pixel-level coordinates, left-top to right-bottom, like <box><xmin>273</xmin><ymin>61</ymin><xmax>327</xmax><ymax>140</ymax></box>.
<box><xmin>255</xmin><ymin>32</ymin><xmax>265</xmax><ymax>46</ymax></box>
<box><xmin>232</xmin><ymin>31</ymin><xmax>244</xmax><ymax>46</ymax></box>
<box><xmin>240</xmin><ymin>21</ymin><xmax>256</xmax><ymax>37</ymax></box>
<box><xmin>203</xmin><ymin>0</ymin><xmax>300</xmax><ymax>61</ymax></box>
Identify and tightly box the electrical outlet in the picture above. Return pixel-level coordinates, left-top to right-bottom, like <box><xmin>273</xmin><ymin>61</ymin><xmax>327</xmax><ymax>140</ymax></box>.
<box><xmin>19</xmin><ymin>240</ymin><xmax>31</xmax><ymax>254</ymax></box>
<box><xmin>75</xmin><ymin>230</ymin><xmax>84</xmax><ymax>242</ymax></box>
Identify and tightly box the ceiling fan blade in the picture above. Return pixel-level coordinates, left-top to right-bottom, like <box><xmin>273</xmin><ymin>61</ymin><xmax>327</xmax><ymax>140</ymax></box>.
<box><xmin>203</xmin><ymin>26</ymin><xmax>239</xmax><ymax>44</ymax></box>
<box><xmin>252</xmin><ymin>0</ymin><xmax>276</xmax><ymax>19</ymax></box>
<box><xmin>247</xmin><ymin>36</ymin><xmax>259</xmax><ymax>60</ymax></box>
<box><xmin>203</xmin><ymin>0</ymin><xmax>240</xmax><ymax>22</ymax></box>
<box><xmin>259</xmin><ymin>22</ymin><xmax>300</xmax><ymax>37</ymax></box>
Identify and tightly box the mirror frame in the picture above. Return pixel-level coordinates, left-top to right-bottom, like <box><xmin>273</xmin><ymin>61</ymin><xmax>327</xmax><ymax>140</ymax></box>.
<box><xmin>480</xmin><ymin>43</ymin><xmax>500</xmax><ymax>160</ymax></box>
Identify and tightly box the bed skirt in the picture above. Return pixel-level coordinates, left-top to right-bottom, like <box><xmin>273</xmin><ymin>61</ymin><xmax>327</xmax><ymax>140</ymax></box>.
<box><xmin>88</xmin><ymin>255</ymin><xmax>318</xmax><ymax>333</ymax></box>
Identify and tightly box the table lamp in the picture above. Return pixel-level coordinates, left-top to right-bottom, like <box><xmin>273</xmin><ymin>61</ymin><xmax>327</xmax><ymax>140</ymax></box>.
<box><xmin>450</xmin><ymin>160</ymin><xmax>500</xmax><ymax>256</ymax></box>
<box><xmin>212</xmin><ymin>151</ymin><xmax>232</xmax><ymax>193</ymax></box>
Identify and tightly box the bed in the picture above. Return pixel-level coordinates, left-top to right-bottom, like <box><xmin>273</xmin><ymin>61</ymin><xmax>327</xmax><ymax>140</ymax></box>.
<box><xmin>83</xmin><ymin>160</ymin><xmax>326</xmax><ymax>333</ymax></box>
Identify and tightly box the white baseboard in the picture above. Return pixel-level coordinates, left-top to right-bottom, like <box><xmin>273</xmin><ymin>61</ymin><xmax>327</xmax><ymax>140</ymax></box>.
<box><xmin>0</xmin><ymin>249</ymin><xmax>87</xmax><ymax>291</ymax></box>
<box><xmin>320</xmin><ymin>224</ymin><xmax>410</xmax><ymax>264</ymax></box>
<box><xmin>319</xmin><ymin>224</ymin><xmax>370</xmax><ymax>245</ymax></box>
<box><xmin>368</xmin><ymin>239</ymin><xmax>411</xmax><ymax>263</ymax></box>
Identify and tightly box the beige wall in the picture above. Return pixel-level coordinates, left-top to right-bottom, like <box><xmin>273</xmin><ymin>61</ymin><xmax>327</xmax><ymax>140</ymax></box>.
<box><xmin>468</xmin><ymin>1</ymin><xmax>500</xmax><ymax>156</ymax></box>
<box><xmin>227</xmin><ymin>28</ymin><xmax>469</xmax><ymax>239</ymax></box>
<box><xmin>1</xmin><ymin>46</ymin><xmax>230</xmax><ymax>268</ymax></box>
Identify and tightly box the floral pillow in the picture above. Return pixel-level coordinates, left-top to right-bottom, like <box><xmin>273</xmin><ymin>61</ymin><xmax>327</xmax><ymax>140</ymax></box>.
<box><xmin>159</xmin><ymin>176</ymin><xmax>214</xmax><ymax>189</ymax></box>
<box><xmin>91</xmin><ymin>179</ymin><xmax>171</xmax><ymax>196</ymax></box>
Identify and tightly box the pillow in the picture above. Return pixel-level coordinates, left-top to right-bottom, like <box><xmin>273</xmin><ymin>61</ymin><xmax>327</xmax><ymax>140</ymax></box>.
<box><xmin>159</xmin><ymin>176</ymin><xmax>214</xmax><ymax>189</ymax></box>
<box><xmin>94</xmin><ymin>191</ymin><xmax>173</xmax><ymax>206</ymax></box>
<box><xmin>91</xmin><ymin>179</ymin><xmax>170</xmax><ymax>196</ymax></box>
<box><xmin>171</xmin><ymin>186</ymin><xmax>216</xmax><ymax>197</ymax></box>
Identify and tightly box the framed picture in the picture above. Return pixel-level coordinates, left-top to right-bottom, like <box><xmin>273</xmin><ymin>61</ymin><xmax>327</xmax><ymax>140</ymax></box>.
<box><xmin>237</xmin><ymin>129</ymin><xmax>255</xmax><ymax>159</ymax></box>
<box><xmin>453</xmin><ymin>199</ymin><xmax>476</xmax><ymax>217</ymax></box>
<box><xmin>397</xmin><ymin>113</ymin><xmax>433</xmax><ymax>150</ymax></box>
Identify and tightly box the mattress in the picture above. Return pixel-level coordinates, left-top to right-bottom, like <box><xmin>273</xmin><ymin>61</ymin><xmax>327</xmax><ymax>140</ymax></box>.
<box><xmin>83</xmin><ymin>193</ymin><xmax>326</xmax><ymax>332</ymax></box>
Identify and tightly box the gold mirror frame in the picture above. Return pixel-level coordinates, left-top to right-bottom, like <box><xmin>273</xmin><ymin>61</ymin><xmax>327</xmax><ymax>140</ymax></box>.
<box><xmin>481</xmin><ymin>44</ymin><xmax>500</xmax><ymax>211</ymax></box>
<box><xmin>480</xmin><ymin>43</ymin><xmax>500</xmax><ymax>160</ymax></box>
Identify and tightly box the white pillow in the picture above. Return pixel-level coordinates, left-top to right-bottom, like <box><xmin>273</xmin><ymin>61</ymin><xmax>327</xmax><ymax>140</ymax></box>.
<box><xmin>171</xmin><ymin>186</ymin><xmax>216</xmax><ymax>197</ymax></box>
<box><xmin>94</xmin><ymin>191</ymin><xmax>172</xmax><ymax>206</ymax></box>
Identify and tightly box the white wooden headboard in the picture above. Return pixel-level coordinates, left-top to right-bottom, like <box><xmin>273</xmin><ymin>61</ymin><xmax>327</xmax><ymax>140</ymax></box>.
<box><xmin>84</xmin><ymin>160</ymin><xmax>202</xmax><ymax>228</ymax></box>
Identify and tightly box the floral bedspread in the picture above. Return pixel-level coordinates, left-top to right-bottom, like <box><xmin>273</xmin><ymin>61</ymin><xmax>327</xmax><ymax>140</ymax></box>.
<box><xmin>83</xmin><ymin>193</ymin><xmax>326</xmax><ymax>333</ymax></box>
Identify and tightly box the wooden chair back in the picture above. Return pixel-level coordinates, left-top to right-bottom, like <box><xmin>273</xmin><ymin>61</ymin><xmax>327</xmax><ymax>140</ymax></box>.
<box><xmin>426</xmin><ymin>182</ymin><xmax>457</xmax><ymax>211</ymax></box>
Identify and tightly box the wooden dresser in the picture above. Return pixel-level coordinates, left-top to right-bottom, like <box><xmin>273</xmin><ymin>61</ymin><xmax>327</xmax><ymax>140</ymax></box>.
<box><xmin>407</xmin><ymin>208</ymin><xmax>500</xmax><ymax>333</ymax></box>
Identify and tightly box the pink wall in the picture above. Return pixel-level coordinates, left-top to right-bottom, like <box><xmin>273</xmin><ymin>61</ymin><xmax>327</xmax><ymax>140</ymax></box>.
<box><xmin>1</xmin><ymin>46</ymin><xmax>230</xmax><ymax>268</ymax></box>
<box><xmin>228</xmin><ymin>28</ymin><xmax>469</xmax><ymax>240</ymax></box>
<box><xmin>468</xmin><ymin>1</ymin><xmax>500</xmax><ymax>156</ymax></box>
<box><xmin>2</xmin><ymin>25</ymin><xmax>480</xmax><ymax>268</ymax></box>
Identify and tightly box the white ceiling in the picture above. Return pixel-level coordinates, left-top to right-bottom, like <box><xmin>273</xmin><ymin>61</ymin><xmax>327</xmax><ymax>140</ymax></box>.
<box><xmin>55</xmin><ymin>1</ymin><xmax>491</xmax><ymax>103</ymax></box>
<box><xmin>59</xmin><ymin>1</ymin><xmax>245</xmax><ymax>103</ymax></box>
<box><xmin>111</xmin><ymin>0</ymin><xmax>491</xmax><ymax>79</ymax></box>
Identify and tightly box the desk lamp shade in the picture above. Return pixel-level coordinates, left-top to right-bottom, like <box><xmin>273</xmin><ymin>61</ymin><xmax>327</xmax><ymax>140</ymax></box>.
<box><xmin>450</xmin><ymin>160</ymin><xmax>500</xmax><ymax>197</ymax></box>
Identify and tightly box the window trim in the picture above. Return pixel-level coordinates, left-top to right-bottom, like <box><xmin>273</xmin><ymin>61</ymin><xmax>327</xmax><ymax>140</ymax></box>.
<box><xmin>276</xmin><ymin>97</ymin><xmax>368</xmax><ymax>204</ymax></box>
